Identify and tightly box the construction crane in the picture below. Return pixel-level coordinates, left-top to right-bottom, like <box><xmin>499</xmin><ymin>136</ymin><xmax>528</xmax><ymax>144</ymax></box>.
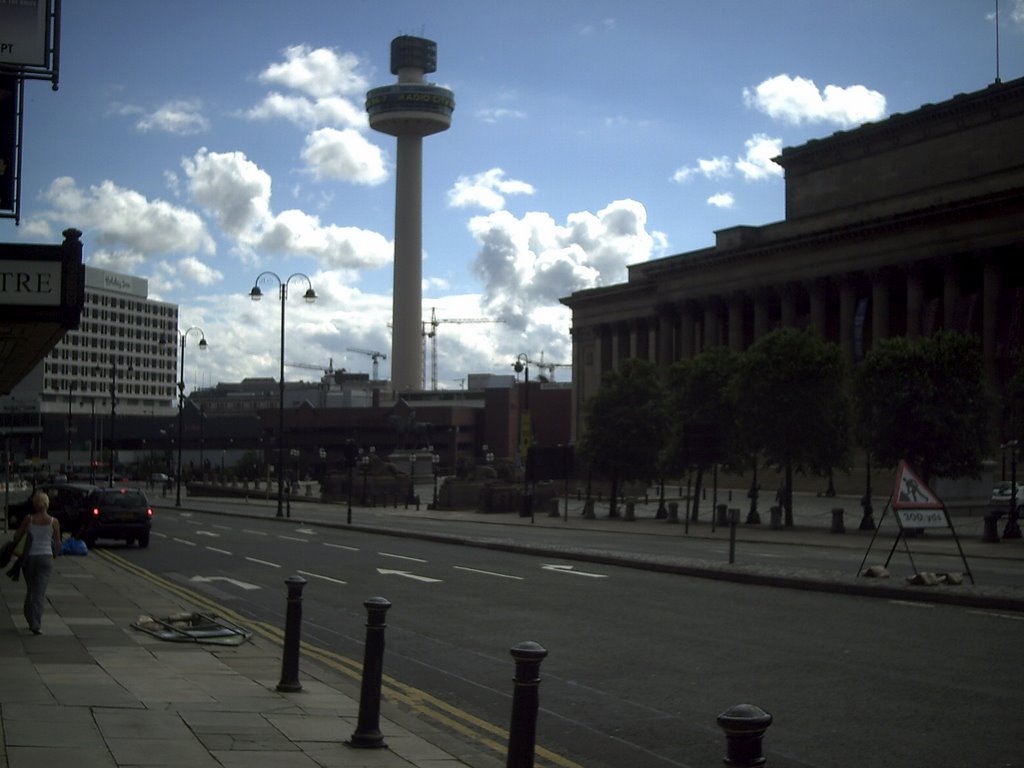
<box><xmin>423</xmin><ymin>307</ymin><xmax>504</xmax><ymax>390</ymax></box>
<box><xmin>347</xmin><ymin>347</ymin><xmax>387</xmax><ymax>380</ymax></box>
<box><xmin>284</xmin><ymin>358</ymin><xmax>335</xmax><ymax>375</ymax></box>
<box><xmin>534</xmin><ymin>351</ymin><xmax>572</xmax><ymax>382</ymax></box>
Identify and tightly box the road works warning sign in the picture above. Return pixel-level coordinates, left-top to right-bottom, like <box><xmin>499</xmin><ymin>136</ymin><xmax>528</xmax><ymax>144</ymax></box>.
<box><xmin>891</xmin><ymin>460</ymin><xmax>947</xmax><ymax>528</ymax></box>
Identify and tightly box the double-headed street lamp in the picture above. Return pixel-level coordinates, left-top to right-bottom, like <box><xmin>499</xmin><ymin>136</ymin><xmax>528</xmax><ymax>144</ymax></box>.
<box><xmin>176</xmin><ymin>327</ymin><xmax>208</xmax><ymax>507</ymax></box>
<box><xmin>250</xmin><ymin>272</ymin><xmax>317</xmax><ymax>518</ymax></box>
<box><xmin>513</xmin><ymin>353</ymin><xmax>532</xmax><ymax>518</ymax></box>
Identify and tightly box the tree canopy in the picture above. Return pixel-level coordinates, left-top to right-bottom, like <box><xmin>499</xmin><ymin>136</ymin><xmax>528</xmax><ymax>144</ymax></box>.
<box><xmin>578</xmin><ymin>358</ymin><xmax>666</xmax><ymax>487</ymax></box>
<box><xmin>853</xmin><ymin>330</ymin><xmax>990</xmax><ymax>481</ymax></box>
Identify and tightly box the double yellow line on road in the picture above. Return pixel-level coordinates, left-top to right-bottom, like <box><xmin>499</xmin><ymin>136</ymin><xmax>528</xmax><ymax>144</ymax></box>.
<box><xmin>97</xmin><ymin>549</ymin><xmax>582</xmax><ymax>768</ymax></box>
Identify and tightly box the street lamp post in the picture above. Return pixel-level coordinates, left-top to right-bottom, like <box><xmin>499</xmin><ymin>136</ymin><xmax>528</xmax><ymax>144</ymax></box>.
<box><xmin>431</xmin><ymin>449</ymin><xmax>439</xmax><ymax>508</ymax></box>
<box><xmin>176</xmin><ymin>327</ymin><xmax>208</xmax><ymax>507</ymax></box>
<box><xmin>66</xmin><ymin>381</ymin><xmax>75</xmax><ymax>471</ymax></box>
<box><xmin>1005</xmin><ymin>440</ymin><xmax>1021</xmax><ymax>539</ymax></box>
<box><xmin>250</xmin><ymin>272</ymin><xmax>317</xmax><ymax>518</ymax></box>
<box><xmin>513</xmin><ymin>354</ymin><xmax>531</xmax><ymax>519</ymax></box>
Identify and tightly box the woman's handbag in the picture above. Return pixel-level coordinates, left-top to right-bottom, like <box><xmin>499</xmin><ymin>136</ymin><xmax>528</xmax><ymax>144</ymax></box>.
<box><xmin>0</xmin><ymin>539</ymin><xmax>14</xmax><ymax>568</ymax></box>
<box><xmin>6</xmin><ymin>532</ymin><xmax>31</xmax><ymax>581</ymax></box>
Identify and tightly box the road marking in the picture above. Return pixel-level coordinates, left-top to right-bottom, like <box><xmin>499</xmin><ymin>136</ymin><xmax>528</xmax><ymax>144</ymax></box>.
<box><xmin>279</xmin><ymin>535</ymin><xmax>309</xmax><ymax>543</ymax></box>
<box><xmin>454</xmin><ymin>566</ymin><xmax>523</xmax><ymax>580</ymax></box>
<box><xmin>196</xmin><ymin>530</ymin><xmax>220</xmax><ymax>537</ymax></box>
<box><xmin>324</xmin><ymin>543</ymin><xmax>359</xmax><ymax>551</ymax></box>
<box><xmin>541</xmin><ymin>564</ymin><xmax>608</xmax><ymax>578</ymax></box>
<box><xmin>296</xmin><ymin>527</ymin><xmax>317</xmax><ymax>535</ymax></box>
<box><xmin>246</xmin><ymin>557</ymin><xmax>281</xmax><ymax>568</ymax></box>
<box><xmin>888</xmin><ymin>600</ymin><xmax>934</xmax><ymax>608</ymax></box>
<box><xmin>190</xmin><ymin>575</ymin><xmax>260</xmax><ymax>590</ymax></box>
<box><xmin>377</xmin><ymin>568</ymin><xmax>442</xmax><ymax>583</ymax></box>
<box><xmin>297</xmin><ymin>570</ymin><xmax>347</xmax><ymax>586</ymax></box>
<box><xmin>206</xmin><ymin>547</ymin><xmax>232</xmax><ymax>555</ymax></box>
<box><xmin>242</xmin><ymin>529</ymin><xmax>268</xmax><ymax>536</ymax></box>
<box><xmin>211</xmin><ymin>524</ymin><xmax>232</xmax><ymax>530</ymax></box>
<box><xmin>967</xmin><ymin>610</ymin><xmax>1024</xmax><ymax>621</ymax></box>
<box><xmin>173</xmin><ymin>538</ymin><xmax>196</xmax><ymax>546</ymax></box>
<box><xmin>379</xmin><ymin>552</ymin><xmax>427</xmax><ymax>563</ymax></box>
<box><xmin>754</xmin><ymin>553</ymin><xmax>784</xmax><ymax>558</ymax></box>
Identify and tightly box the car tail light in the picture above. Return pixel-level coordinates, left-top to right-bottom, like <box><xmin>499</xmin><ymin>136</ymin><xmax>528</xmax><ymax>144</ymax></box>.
<box><xmin>146</xmin><ymin>508</ymin><xmax>153</xmax><ymax>518</ymax></box>
<box><xmin>91</xmin><ymin>507</ymin><xmax>101</xmax><ymax>517</ymax></box>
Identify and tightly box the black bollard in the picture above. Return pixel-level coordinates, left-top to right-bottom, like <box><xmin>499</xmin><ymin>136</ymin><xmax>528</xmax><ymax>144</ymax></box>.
<box><xmin>506</xmin><ymin>641</ymin><xmax>548</xmax><ymax>768</ymax></box>
<box><xmin>717</xmin><ymin>703</ymin><xmax>773</xmax><ymax>766</ymax></box>
<box><xmin>276</xmin><ymin>575</ymin><xmax>307</xmax><ymax>692</ymax></box>
<box><xmin>348</xmin><ymin>597</ymin><xmax>392</xmax><ymax>749</ymax></box>
<box><xmin>728</xmin><ymin>508</ymin><xmax>740</xmax><ymax>564</ymax></box>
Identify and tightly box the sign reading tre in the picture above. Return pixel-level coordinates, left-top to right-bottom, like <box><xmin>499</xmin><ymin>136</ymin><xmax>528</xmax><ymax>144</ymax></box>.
<box><xmin>0</xmin><ymin>260</ymin><xmax>61</xmax><ymax>306</ymax></box>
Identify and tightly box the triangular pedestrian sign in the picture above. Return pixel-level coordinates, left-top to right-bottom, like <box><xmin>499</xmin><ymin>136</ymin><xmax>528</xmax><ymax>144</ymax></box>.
<box><xmin>891</xmin><ymin>460</ymin><xmax>943</xmax><ymax>510</ymax></box>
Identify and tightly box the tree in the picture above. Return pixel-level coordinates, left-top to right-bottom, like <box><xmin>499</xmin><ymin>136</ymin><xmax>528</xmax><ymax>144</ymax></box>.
<box><xmin>732</xmin><ymin>327</ymin><xmax>852</xmax><ymax>526</ymax></box>
<box><xmin>578</xmin><ymin>358</ymin><xmax>666</xmax><ymax>516</ymax></box>
<box><xmin>666</xmin><ymin>346</ymin><xmax>739</xmax><ymax>521</ymax></box>
<box><xmin>854</xmin><ymin>330</ymin><xmax>990</xmax><ymax>483</ymax></box>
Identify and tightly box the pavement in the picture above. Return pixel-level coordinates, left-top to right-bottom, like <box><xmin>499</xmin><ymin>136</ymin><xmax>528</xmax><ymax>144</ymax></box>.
<box><xmin>1</xmin><ymin>484</ymin><xmax>1022</xmax><ymax>768</ymax></box>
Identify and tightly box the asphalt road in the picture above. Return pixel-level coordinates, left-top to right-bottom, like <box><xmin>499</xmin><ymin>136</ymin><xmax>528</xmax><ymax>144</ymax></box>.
<box><xmin>104</xmin><ymin>507</ymin><xmax>1024</xmax><ymax>768</ymax></box>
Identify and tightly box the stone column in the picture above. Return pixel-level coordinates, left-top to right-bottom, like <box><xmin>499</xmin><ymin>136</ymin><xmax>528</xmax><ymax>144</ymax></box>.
<box><xmin>943</xmin><ymin>259</ymin><xmax>959</xmax><ymax>331</ymax></box>
<box><xmin>680</xmin><ymin>303</ymin><xmax>696</xmax><ymax>360</ymax></box>
<box><xmin>871</xmin><ymin>270</ymin><xmax>891</xmax><ymax>349</ymax></box>
<box><xmin>839</xmin><ymin>277</ymin><xmax>856</xmax><ymax>365</ymax></box>
<box><xmin>728</xmin><ymin>293</ymin><xmax>744</xmax><ymax>351</ymax></box>
<box><xmin>779</xmin><ymin>284</ymin><xmax>797</xmax><ymax>328</ymax></box>
<box><xmin>753</xmin><ymin>288</ymin><xmax>770</xmax><ymax>340</ymax></box>
<box><xmin>703</xmin><ymin>299</ymin><xmax>722</xmax><ymax>349</ymax></box>
<box><xmin>983</xmin><ymin>257</ymin><xmax>1000</xmax><ymax>381</ymax></box>
<box><xmin>809</xmin><ymin>279</ymin><xmax>827</xmax><ymax>336</ymax></box>
<box><xmin>905</xmin><ymin>264</ymin><xmax>924</xmax><ymax>338</ymax></box>
<box><xmin>656</xmin><ymin>304</ymin><xmax>676</xmax><ymax>367</ymax></box>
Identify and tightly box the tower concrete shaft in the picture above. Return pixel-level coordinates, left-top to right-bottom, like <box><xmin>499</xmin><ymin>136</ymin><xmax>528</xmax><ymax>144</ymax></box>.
<box><xmin>366</xmin><ymin>37</ymin><xmax>454</xmax><ymax>393</ymax></box>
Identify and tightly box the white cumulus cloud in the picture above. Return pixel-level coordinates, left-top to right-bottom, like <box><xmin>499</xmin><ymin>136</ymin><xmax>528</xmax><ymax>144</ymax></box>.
<box><xmin>743</xmin><ymin>74</ymin><xmax>886</xmax><ymax>128</ymax></box>
<box><xmin>468</xmin><ymin>199</ymin><xmax>666</xmax><ymax>332</ymax></box>
<box><xmin>37</xmin><ymin>176</ymin><xmax>216</xmax><ymax>276</ymax></box>
<box><xmin>136</xmin><ymin>99</ymin><xmax>210</xmax><ymax>135</ymax></box>
<box><xmin>734</xmin><ymin>134</ymin><xmax>784</xmax><ymax>181</ymax></box>
<box><xmin>707</xmin><ymin>193</ymin><xmax>734</xmax><ymax>209</ymax></box>
<box><xmin>301</xmin><ymin>127</ymin><xmax>388</xmax><ymax>184</ymax></box>
<box><xmin>448</xmin><ymin>168</ymin><xmax>535</xmax><ymax>211</ymax></box>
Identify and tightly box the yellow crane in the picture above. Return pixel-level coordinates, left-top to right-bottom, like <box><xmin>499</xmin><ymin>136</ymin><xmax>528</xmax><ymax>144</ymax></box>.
<box><xmin>347</xmin><ymin>348</ymin><xmax>387</xmax><ymax>380</ymax></box>
<box><xmin>422</xmin><ymin>307</ymin><xmax>504</xmax><ymax>390</ymax></box>
<box><xmin>284</xmin><ymin>358</ymin><xmax>335</xmax><ymax>375</ymax></box>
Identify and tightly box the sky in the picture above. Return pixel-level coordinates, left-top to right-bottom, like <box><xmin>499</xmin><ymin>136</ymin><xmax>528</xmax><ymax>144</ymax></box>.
<box><xmin>5</xmin><ymin>1</ymin><xmax>1024</xmax><ymax>393</ymax></box>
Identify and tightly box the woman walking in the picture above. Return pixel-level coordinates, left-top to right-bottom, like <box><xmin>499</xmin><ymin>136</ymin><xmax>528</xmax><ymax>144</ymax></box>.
<box><xmin>13</xmin><ymin>491</ymin><xmax>61</xmax><ymax>634</ymax></box>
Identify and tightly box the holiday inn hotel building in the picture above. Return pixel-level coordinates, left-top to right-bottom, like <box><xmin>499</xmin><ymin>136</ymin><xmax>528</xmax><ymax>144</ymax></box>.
<box><xmin>561</xmin><ymin>76</ymin><xmax>1024</xmax><ymax>443</ymax></box>
<box><xmin>3</xmin><ymin>265</ymin><xmax>178</xmax><ymax>418</ymax></box>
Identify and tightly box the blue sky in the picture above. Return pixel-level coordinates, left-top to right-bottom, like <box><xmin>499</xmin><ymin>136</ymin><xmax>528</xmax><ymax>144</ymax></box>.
<box><xmin>6</xmin><ymin>1</ymin><xmax>1024</xmax><ymax>391</ymax></box>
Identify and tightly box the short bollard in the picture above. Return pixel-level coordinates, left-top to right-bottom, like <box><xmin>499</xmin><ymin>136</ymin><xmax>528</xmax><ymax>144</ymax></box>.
<box><xmin>347</xmin><ymin>597</ymin><xmax>392</xmax><ymax>749</ymax></box>
<box><xmin>727</xmin><ymin>508</ymin><xmax>740</xmax><ymax>564</ymax></box>
<box><xmin>276</xmin><ymin>575</ymin><xmax>307</xmax><ymax>693</ymax></box>
<box><xmin>506</xmin><ymin>641</ymin><xmax>548</xmax><ymax>768</ymax></box>
<box><xmin>717</xmin><ymin>703</ymin><xmax>773</xmax><ymax>766</ymax></box>
<box><xmin>830</xmin><ymin>507</ymin><xmax>845</xmax><ymax>534</ymax></box>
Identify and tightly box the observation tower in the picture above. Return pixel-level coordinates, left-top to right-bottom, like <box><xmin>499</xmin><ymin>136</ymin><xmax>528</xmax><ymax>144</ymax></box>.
<box><xmin>366</xmin><ymin>36</ymin><xmax>455</xmax><ymax>393</ymax></box>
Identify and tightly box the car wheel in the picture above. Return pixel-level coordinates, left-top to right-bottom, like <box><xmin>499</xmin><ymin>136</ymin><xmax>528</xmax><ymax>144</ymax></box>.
<box><xmin>84</xmin><ymin>533</ymin><xmax>98</xmax><ymax>549</ymax></box>
<box><xmin>125</xmin><ymin>537</ymin><xmax>136</xmax><ymax>547</ymax></box>
<box><xmin>138</xmin><ymin>532</ymin><xmax>150</xmax><ymax>549</ymax></box>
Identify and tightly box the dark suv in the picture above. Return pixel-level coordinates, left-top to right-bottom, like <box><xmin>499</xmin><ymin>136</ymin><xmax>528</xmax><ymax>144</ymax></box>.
<box><xmin>6</xmin><ymin>482</ymin><xmax>98</xmax><ymax>534</ymax></box>
<box><xmin>81</xmin><ymin>487</ymin><xmax>153</xmax><ymax>548</ymax></box>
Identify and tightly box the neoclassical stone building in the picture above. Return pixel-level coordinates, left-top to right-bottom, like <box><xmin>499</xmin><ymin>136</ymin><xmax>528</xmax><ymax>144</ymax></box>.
<box><xmin>562</xmin><ymin>76</ymin><xmax>1024</xmax><ymax>443</ymax></box>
